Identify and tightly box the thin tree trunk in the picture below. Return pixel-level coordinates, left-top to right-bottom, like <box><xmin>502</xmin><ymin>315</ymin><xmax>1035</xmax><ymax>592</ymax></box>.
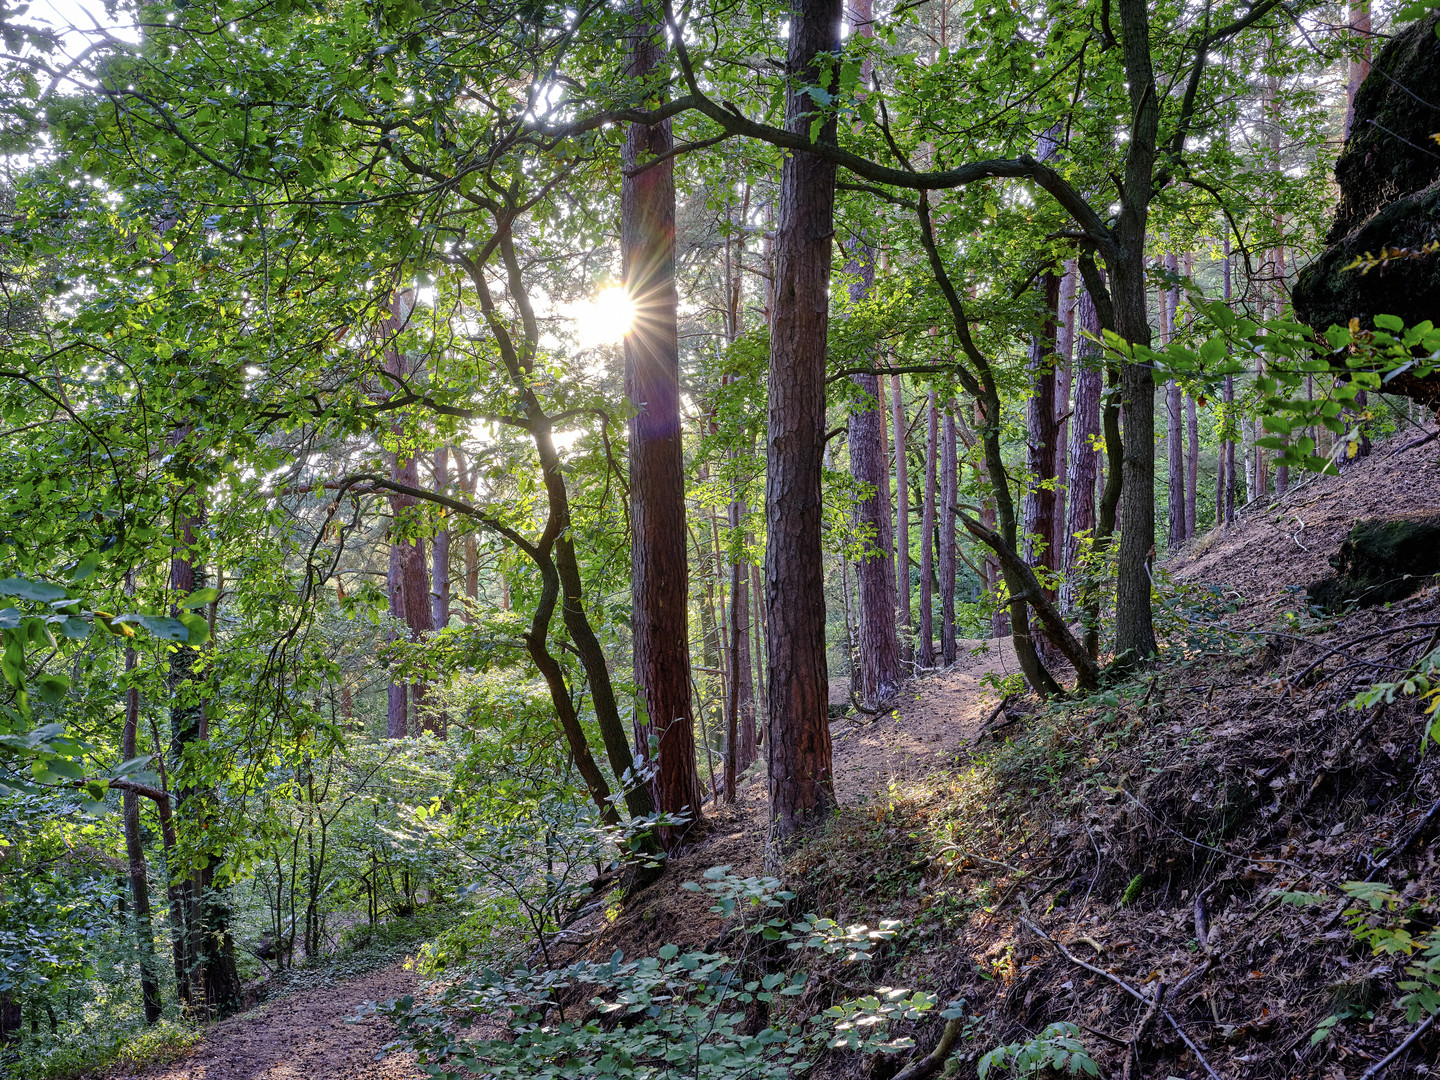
<box><xmin>764</xmin><ymin>0</ymin><xmax>842</xmax><ymax>842</ymax></box>
<box><xmin>1185</xmin><ymin>393</ymin><xmax>1199</xmax><ymax>538</ymax></box>
<box><xmin>1345</xmin><ymin>1</ymin><xmax>1372</xmax><ymax>139</ymax></box>
<box><xmin>122</xmin><ymin>617</ymin><xmax>162</xmax><ymax>1024</ymax></box>
<box><xmin>1060</xmin><ymin>283</ymin><xmax>1102</xmax><ymax>614</ymax></box>
<box><xmin>432</xmin><ymin>449</ymin><xmax>451</xmax><ymax>629</ymax></box>
<box><xmin>939</xmin><ymin>405</ymin><xmax>957</xmax><ymax>665</ymax></box>
<box><xmin>1054</xmin><ymin>261</ymin><xmax>1077</xmax><ymax>563</ymax></box>
<box><xmin>1162</xmin><ymin>255</ymin><xmax>1185</xmax><ymax>550</ymax></box>
<box><xmin>917</xmin><ymin>390</ymin><xmax>938</xmax><ymax>668</ymax></box>
<box><xmin>891</xmin><ymin>374</ymin><xmax>911</xmax><ymax>662</ymax></box>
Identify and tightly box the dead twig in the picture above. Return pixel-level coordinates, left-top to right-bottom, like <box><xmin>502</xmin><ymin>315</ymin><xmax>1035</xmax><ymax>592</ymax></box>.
<box><xmin>1019</xmin><ymin>916</ymin><xmax>1222</xmax><ymax>1080</ymax></box>
<box><xmin>1358</xmin><ymin>1009</ymin><xmax>1439</xmax><ymax>1079</ymax></box>
<box><xmin>1122</xmin><ymin>979</ymin><xmax>1166</xmax><ymax>1080</ymax></box>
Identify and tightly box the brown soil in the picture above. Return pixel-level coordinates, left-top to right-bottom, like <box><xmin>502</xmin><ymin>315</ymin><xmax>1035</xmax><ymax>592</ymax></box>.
<box><xmin>117</xmin><ymin>963</ymin><xmax>425</xmax><ymax>1080</ymax></box>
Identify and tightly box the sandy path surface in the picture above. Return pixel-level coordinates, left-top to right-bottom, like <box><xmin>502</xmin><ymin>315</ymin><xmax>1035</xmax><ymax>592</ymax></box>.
<box><xmin>121</xmin><ymin>964</ymin><xmax>423</xmax><ymax>1080</ymax></box>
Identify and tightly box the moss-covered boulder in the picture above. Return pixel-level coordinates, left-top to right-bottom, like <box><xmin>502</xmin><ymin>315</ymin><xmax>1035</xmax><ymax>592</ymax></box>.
<box><xmin>1292</xmin><ymin>12</ymin><xmax>1440</xmax><ymax>406</ymax></box>
<box><xmin>1306</xmin><ymin>515</ymin><xmax>1440</xmax><ymax>613</ymax></box>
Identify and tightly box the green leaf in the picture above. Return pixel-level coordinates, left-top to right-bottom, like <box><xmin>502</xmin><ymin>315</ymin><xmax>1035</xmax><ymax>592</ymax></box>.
<box><xmin>1373</xmin><ymin>313</ymin><xmax>1405</xmax><ymax>332</ymax></box>
<box><xmin>69</xmin><ymin>552</ymin><xmax>102</xmax><ymax>582</ymax></box>
<box><xmin>0</xmin><ymin>577</ymin><xmax>67</xmax><ymax>603</ymax></box>
<box><xmin>177</xmin><ymin>587</ymin><xmax>219</xmax><ymax>610</ymax></box>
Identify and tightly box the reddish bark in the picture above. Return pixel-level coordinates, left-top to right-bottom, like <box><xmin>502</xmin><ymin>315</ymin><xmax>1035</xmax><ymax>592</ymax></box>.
<box><xmin>764</xmin><ymin>0</ymin><xmax>842</xmax><ymax>840</ymax></box>
<box><xmin>891</xmin><ymin>375</ymin><xmax>912</xmax><ymax>660</ymax></box>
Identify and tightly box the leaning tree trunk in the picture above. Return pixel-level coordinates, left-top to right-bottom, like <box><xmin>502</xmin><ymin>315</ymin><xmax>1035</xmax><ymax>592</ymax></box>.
<box><xmin>764</xmin><ymin>0</ymin><xmax>843</xmax><ymax>842</ymax></box>
<box><xmin>623</xmin><ymin>4</ymin><xmax>701</xmax><ymax>832</ymax></box>
<box><xmin>917</xmin><ymin>389</ymin><xmax>938</xmax><ymax>668</ymax></box>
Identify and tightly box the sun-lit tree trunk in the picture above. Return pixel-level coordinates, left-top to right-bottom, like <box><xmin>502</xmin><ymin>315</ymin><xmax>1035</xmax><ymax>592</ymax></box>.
<box><xmin>763</xmin><ymin>0</ymin><xmax>843</xmax><ymax>842</ymax></box>
<box><xmin>451</xmin><ymin>447</ymin><xmax>480</xmax><ymax>619</ymax></box>
<box><xmin>1060</xmin><ymin>284</ymin><xmax>1102</xmax><ymax>614</ymax></box>
<box><xmin>939</xmin><ymin>404</ymin><xmax>957</xmax><ymax>665</ymax></box>
<box><xmin>623</xmin><ymin>4</ymin><xmax>701</xmax><ymax>830</ymax></box>
<box><xmin>890</xmin><ymin>374</ymin><xmax>912</xmax><ymax>661</ymax></box>
<box><xmin>917</xmin><ymin>389</ymin><xmax>938</xmax><ymax>668</ymax></box>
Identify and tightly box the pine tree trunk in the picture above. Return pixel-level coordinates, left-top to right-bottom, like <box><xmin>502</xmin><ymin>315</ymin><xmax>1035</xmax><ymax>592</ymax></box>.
<box><xmin>891</xmin><ymin>374</ymin><xmax>911</xmax><ymax>662</ymax></box>
<box><xmin>763</xmin><ymin>0</ymin><xmax>842</xmax><ymax>842</ymax></box>
<box><xmin>1345</xmin><ymin>1</ymin><xmax>1372</xmax><ymax>138</ymax></box>
<box><xmin>845</xmin><ymin>254</ymin><xmax>901</xmax><ymax>705</ymax></box>
<box><xmin>918</xmin><ymin>389</ymin><xmax>938</xmax><ymax>668</ymax></box>
<box><xmin>1023</xmin><ymin>272</ymin><xmax>1061</xmax><ymax>581</ymax></box>
<box><xmin>939</xmin><ymin>405</ymin><xmax>958</xmax><ymax>665</ymax></box>
<box><xmin>624</xmin><ymin>5</ymin><xmax>699</xmax><ymax>830</ymax></box>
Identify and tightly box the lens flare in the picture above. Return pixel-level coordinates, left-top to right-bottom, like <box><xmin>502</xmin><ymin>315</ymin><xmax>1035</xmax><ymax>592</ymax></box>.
<box><xmin>570</xmin><ymin>285</ymin><xmax>636</xmax><ymax>347</ymax></box>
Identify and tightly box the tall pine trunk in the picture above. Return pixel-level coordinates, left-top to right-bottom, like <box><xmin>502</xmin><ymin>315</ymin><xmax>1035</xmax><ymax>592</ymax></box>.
<box><xmin>764</xmin><ymin>0</ymin><xmax>842</xmax><ymax>841</ymax></box>
<box><xmin>623</xmin><ymin>6</ymin><xmax>700</xmax><ymax>829</ymax></box>
<box><xmin>1163</xmin><ymin>254</ymin><xmax>1185</xmax><ymax>550</ymax></box>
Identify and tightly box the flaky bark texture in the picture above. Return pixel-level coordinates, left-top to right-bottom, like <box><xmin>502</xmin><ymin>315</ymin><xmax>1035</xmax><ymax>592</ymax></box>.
<box><xmin>764</xmin><ymin>0</ymin><xmax>842</xmax><ymax>841</ymax></box>
<box><xmin>623</xmin><ymin>8</ymin><xmax>701</xmax><ymax>826</ymax></box>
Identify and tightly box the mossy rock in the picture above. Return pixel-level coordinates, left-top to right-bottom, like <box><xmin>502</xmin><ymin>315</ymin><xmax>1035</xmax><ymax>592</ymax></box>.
<box><xmin>1306</xmin><ymin>514</ymin><xmax>1440</xmax><ymax>613</ymax></box>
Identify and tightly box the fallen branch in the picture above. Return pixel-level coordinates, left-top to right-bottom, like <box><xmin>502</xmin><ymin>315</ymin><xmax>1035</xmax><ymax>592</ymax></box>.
<box><xmin>891</xmin><ymin>1010</ymin><xmax>967</xmax><ymax>1080</ymax></box>
<box><xmin>1019</xmin><ymin>917</ymin><xmax>1222</xmax><ymax>1080</ymax></box>
<box><xmin>1358</xmin><ymin>1010</ymin><xmax>1439</xmax><ymax>1079</ymax></box>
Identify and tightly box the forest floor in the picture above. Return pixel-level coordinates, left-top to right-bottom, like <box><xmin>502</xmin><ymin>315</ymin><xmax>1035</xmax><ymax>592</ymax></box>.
<box><xmin>119</xmin><ymin>423</ymin><xmax>1440</xmax><ymax>1080</ymax></box>
<box><xmin>115</xmin><ymin>962</ymin><xmax>425</xmax><ymax>1080</ymax></box>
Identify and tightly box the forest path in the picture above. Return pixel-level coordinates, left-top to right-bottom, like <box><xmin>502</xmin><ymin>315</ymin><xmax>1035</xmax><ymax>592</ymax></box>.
<box><xmin>120</xmin><ymin>962</ymin><xmax>424</xmax><ymax>1080</ymax></box>
<box><xmin>122</xmin><ymin>642</ymin><xmax>1020</xmax><ymax>1079</ymax></box>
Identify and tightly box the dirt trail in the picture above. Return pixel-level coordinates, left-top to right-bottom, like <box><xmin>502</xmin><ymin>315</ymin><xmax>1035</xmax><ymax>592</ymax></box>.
<box><xmin>120</xmin><ymin>963</ymin><xmax>424</xmax><ymax>1080</ymax></box>
<box><xmin>122</xmin><ymin>640</ymin><xmax>1019</xmax><ymax>1079</ymax></box>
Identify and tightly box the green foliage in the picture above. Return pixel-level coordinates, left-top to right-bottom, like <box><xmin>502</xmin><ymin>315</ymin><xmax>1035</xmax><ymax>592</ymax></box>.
<box><xmin>1350</xmin><ymin>647</ymin><xmax>1440</xmax><ymax>750</ymax></box>
<box><xmin>976</xmin><ymin>1022</ymin><xmax>1099</xmax><ymax>1079</ymax></box>
<box><xmin>375</xmin><ymin>866</ymin><xmax>939</xmax><ymax>1079</ymax></box>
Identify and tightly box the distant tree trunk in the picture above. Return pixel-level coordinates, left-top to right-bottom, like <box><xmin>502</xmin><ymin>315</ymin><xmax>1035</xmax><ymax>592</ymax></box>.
<box><xmin>844</xmin><ymin>270</ymin><xmax>900</xmax><ymax>706</ymax></box>
<box><xmin>1023</xmin><ymin>264</ymin><xmax>1062</xmax><ymax>665</ymax></box>
<box><xmin>939</xmin><ymin>405</ymin><xmax>958</xmax><ymax>664</ymax></box>
<box><xmin>432</xmin><ymin>448</ymin><xmax>451</xmax><ymax>629</ymax></box>
<box><xmin>452</xmin><ymin>447</ymin><xmax>480</xmax><ymax>619</ymax></box>
<box><xmin>1185</xmin><ymin>394</ymin><xmax>1199</xmax><ymax>538</ymax></box>
<box><xmin>763</xmin><ymin>0</ymin><xmax>841</xmax><ymax>842</ymax></box>
<box><xmin>385</xmin><ymin>542</ymin><xmax>407</xmax><ymax>738</ymax></box>
<box><xmin>890</xmin><ymin>374</ymin><xmax>911</xmax><ymax>662</ymax></box>
<box><xmin>623</xmin><ymin>6</ymin><xmax>701</xmax><ymax>831</ymax></box>
<box><xmin>1054</xmin><ymin>261</ymin><xmax>1077</xmax><ymax>562</ymax></box>
<box><xmin>1222</xmin><ymin>243</ymin><xmax>1238</xmax><ymax>526</ymax></box>
<box><xmin>123</xmin><ymin>622</ymin><xmax>163</xmax><ymax>1025</ymax></box>
<box><xmin>917</xmin><ymin>389</ymin><xmax>938</xmax><ymax>668</ymax></box>
<box><xmin>750</xmin><ymin>559</ymin><xmax>767</xmax><ymax>722</ymax></box>
<box><xmin>1345</xmin><ymin>1</ymin><xmax>1372</xmax><ymax>138</ymax></box>
<box><xmin>1163</xmin><ymin>255</ymin><xmax>1185</xmax><ymax>549</ymax></box>
<box><xmin>1060</xmin><ymin>284</ymin><xmax>1102</xmax><ymax>613</ymax></box>
<box><xmin>726</xmin><ymin>496</ymin><xmax>756</xmax><ymax>780</ymax></box>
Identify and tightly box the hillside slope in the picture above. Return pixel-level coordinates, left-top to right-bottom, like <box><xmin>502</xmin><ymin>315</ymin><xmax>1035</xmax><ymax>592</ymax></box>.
<box><xmin>573</xmin><ymin>428</ymin><xmax>1440</xmax><ymax>1080</ymax></box>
